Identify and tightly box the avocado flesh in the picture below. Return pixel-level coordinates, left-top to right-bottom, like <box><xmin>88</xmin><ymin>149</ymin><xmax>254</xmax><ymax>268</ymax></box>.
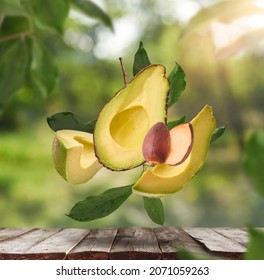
<box><xmin>94</xmin><ymin>64</ymin><xmax>169</xmax><ymax>171</ymax></box>
<box><xmin>133</xmin><ymin>105</ymin><xmax>216</xmax><ymax>197</ymax></box>
<box><xmin>52</xmin><ymin>130</ymin><xmax>102</xmax><ymax>185</ymax></box>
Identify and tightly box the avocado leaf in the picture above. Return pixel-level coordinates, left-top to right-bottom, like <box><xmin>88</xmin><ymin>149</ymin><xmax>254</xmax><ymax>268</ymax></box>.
<box><xmin>27</xmin><ymin>0</ymin><xmax>69</xmax><ymax>33</ymax></box>
<box><xmin>143</xmin><ymin>197</ymin><xmax>165</xmax><ymax>225</ymax></box>
<box><xmin>67</xmin><ymin>185</ymin><xmax>132</xmax><ymax>222</ymax></box>
<box><xmin>0</xmin><ymin>0</ymin><xmax>27</xmax><ymax>16</ymax></box>
<box><xmin>0</xmin><ymin>39</ymin><xmax>29</xmax><ymax>113</ymax></box>
<box><xmin>167</xmin><ymin>116</ymin><xmax>186</xmax><ymax>130</ymax></box>
<box><xmin>168</xmin><ymin>63</ymin><xmax>186</xmax><ymax>107</ymax></box>
<box><xmin>29</xmin><ymin>39</ymin><xmax>58</xmax><ymax>97</ymax></box>
<box><xmin>133</xmin><ymin>41</ymin><xmax>151</xmax><ymax>76</ymax></box>
<box><xmin>70</xmin><ymin>0</ymin><xmax>113</xmax><ymax>31</ymax></box>
<box><xmin>210</xmin><ymin>125</ymin><xmax>226</xmax><ymax>144</ymax></box>
<box><xmin>47</xmin><ymin>111</ymin><xmax>96</xmax><ymax>133</ymax></box>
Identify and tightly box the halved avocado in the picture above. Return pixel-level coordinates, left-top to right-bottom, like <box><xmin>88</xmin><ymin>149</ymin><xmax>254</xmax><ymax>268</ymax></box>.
<box><xmin>94</xmin><ymin>64</ymin><xmax>170</xmax><ymax>171</ymax></box>
<box><xmin>133</xmin><ymin>105</ymin><xmax>216</xmax><ymax>197</ymax></box>
<box><xmin>52</xmin><ymin>130</ymin><xmax>102</xmax><ymax>184</ymax></box>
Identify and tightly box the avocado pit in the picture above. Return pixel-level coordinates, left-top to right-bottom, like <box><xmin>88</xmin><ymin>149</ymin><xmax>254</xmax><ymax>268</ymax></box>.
<box><xmin>142</xmin><ymin>122</ymin><xmax>194</xmax><ymax>166</ymax></box>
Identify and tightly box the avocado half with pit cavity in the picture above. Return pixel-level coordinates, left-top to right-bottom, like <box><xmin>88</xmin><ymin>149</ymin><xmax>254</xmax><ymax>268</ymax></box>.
<box><xmin>94</xmin><ymin>64</ymin><xmax>170</xmax><ymax>171</ymax></box>
<box><xmin>52</xmin><ymin>130</ymin><xmax>102</xmax><ymax>184</ymax></box>
<box><xmin>133</xmin><ymin>105</ymin><xmax>216</xmax><ymax>197</ymax></box>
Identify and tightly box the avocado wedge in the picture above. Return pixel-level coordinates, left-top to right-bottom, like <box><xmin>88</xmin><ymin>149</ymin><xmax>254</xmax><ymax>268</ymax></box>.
<box><xmin>94</xmin><ymin>64</ymin><xmax>170</xmax><ymax>171</ymax></box>
<box><xmin>133</xmin><ymin>105</ymin><xmax>216</xmax><ymax>196</ymax></box>
<box><xmin>52</xmin><ymin>130</ymin><xmax>102</xmax><ymax>184</ymax></box>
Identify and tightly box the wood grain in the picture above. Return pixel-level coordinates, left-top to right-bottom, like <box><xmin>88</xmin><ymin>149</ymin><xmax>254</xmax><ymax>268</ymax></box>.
<box><xmin>0</xmin><ymin>228</ymin><xmax>61</xmax><ymax>260</ymax></box>
<box><xmin>213</xmin><ymin>228</ymin><xmax>248</xmax><ymax>247</ymax></box>
<box><xmin>25</xmin><ymin>228</ymin><xmax>89</xmax><ymax>260</ymax></box>
<box><xmin>0</xmin><ymin>228</ymin><xmax>33</xmax><ymax>242</ymax></box>
<box><xmin>154</xmin><ymin>227</ymin><xmax>208</xmax><ymax>259</ymax></box>
<box><xmin>110</xmin><ymin>227</ymin><xmax>161</xmax><ymax>260</ymax></box>
<box><xmin>68</xmin><ymin>228</ymin><xmax>117</xmax><ymax>260</ymax></box>
<box><xmin>184</xmin><ymin>228</ymin><xmax>246</xmax><ymax>259</ymax></box>
<box><xmin>0</xmin><ymin>227</ymin><xmax>257</xmax><ymax>260</ymax></box>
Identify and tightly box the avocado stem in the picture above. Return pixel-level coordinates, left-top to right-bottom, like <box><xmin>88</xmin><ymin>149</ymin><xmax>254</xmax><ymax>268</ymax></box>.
<box><xmin>119</xmin><ymin>57</ymin><xmax>128</xmax><ymax>86</ymax></box>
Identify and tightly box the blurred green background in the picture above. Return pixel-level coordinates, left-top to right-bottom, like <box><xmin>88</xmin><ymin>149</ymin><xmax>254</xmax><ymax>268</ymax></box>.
<box><xmin>0</xmin><ymin>0</ymin><xmax>264</xmax><ymax>228</ymax></box>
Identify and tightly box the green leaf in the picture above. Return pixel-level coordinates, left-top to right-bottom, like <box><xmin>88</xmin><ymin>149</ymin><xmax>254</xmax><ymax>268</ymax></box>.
<box><xmin>0</xmin><ymin>0</ymin><xmax>27</xmax><ymax>16</ymax></box>
<box><xmin>143</xmin><ymin>197</ymin><xmax>164</xmax><ymax>225</ymax></box>
<box><xmin>28</xmin><ymin>0</ymin><xmax>69</xmax><ymax>33</ymax></box>
<box><xmin>47</xmin><ymin>112</ymin><xmax>96</xmax><ymax>133</ymax></box>
<box><xmin>167</xmin><ymin>116</ymin><xmax>186</xmax><ymax>130</ymax></box>
<box><xmin>0</xmin><ymin>16</ymin><xmax>30</xmax><ymax>38</ymax></box>
<box><xmin>210</xmin><ymin>125</ymin><xmax>226</xmax><ymax>143</ymax></box>
<box><xmin>0</xmin><ymin>39</ymin><xmax>29</xmax><ymax>113</ymax></box>
<box><xmin>68</xmin><ymin>185</ymin><xmax>132</xmax><ymax>222</ymax></box>
<box><xmin>245</xmin><ymin>227</ymin><xmax>264</xmax><ymax>260</ymax></box>
<box><xmin>244</xmin><ymin>130</ymin><xmax>264</xmax><ymax>197</ymax></box>
<box><xmin>133</xmin><ymin>41</ymin><xmax>151</xmax><ymax>76</ymax></box>
<box><xmin>70</xmin><ymin>0</ymin><xmax>113</xmax><ymax>30</ymax></box>
<box><xmin>168</xmin><ymin>63</ymin><xmax>186</xmax><ymax>107</ymax></box>
<box><xmin>29</xmin><ymin>39</ymin><xmax>58</xmax><ymax>97</ymax></box>
<box><xmin>177</xmin><ymin>248</ymin><xmax>214</xmax><ymax>260</ymax></box>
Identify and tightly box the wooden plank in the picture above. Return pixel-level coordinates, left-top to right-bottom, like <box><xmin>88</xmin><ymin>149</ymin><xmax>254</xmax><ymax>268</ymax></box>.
<box><xmin>68</xmin><ymin>228</ymin><xmax>117</xmax><ymax>260</ymax></box>
<box><xmin>154</xmin><ymin>227</ymin><xmax>209</xmax><ymax>260</ymax></box>
<box><xmin>0</xmin><ymin>228</ymin><xmax>33</xmax><ymax>242</ymax></box>
<box><xmin>213</xmin><ymin>228</ymin><xmax>248</xmax><ymax>247</ymax></box>
<box><xmin>0</xmin><ymin>228</ymin><xmax>61</xmax><ymax>260</ymax></box>
<box><xmin>25</xmin><ymin>228</ymin><xmax>89</xmax><ymax>260</ymax></box>
<box><xmin>110</xmin><ymin>227</ymin><xmax>161</xmax><ymax>260</ymax></box>
<box><xmin>184</xmin><ymin>228</ymin><xmax>246</xmax><ymax>259</ymax></box>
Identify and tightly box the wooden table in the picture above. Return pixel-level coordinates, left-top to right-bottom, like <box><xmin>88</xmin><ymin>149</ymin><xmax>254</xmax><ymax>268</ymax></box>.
<box><xmin>0</xmin><ymin>227</ymin><xmax>251</xmax><ymax>260</ymax></box>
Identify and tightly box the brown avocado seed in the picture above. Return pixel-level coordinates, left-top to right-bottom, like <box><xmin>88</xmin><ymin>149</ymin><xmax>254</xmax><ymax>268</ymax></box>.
<box><xmin>142</xmin><ymin>122</ymin><xmax>194</xmax><ymax>166</ymax></box>
<box><xmin>142</xmin><ymin>122</ymin><xmax>171</xmax><ymax>165</ymax></box>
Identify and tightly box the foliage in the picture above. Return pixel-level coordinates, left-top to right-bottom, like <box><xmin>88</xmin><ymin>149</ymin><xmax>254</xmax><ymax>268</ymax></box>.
<box><xmin>143</xmin><ymin>197</ymin><xmax>164</xmax><ymax>226</ymax></box>
<box><xmin>47</xmin><ymin>112</ymin><xmax>96</xmax><ymax>133</ymax></box>
<box><xmin>67</xmin><ymin>185</ymin><xmax>132</xmax><ymax>222</ymax></box>
<box><xmin>132</xmin><ymin>41</ymin><xmax>151</xmax><ymax>76</ymax></box>
<box><xmin>167</xmin><ymin>63</ymin><xmax>186</xmax><ymax>108</ymax></box>
<box><xmin>244</xmin><ymin>130</ymin><xmax>264</xmax><ymax>197</ymax></box>
<box><xmin>211</xmin><ymin>126</ymin><xmax>227</xmax><ymax>144</ymax></box>
<box><xmin>167</xmin><ymin>116</ymin><xmax>186</xmax><ymax>130</ymax></box>
<box><xmin>0</xmin><ymin>0</ymin><xmax>112</xmax><ymax>115</ymax></box>
<box><xmin>70</xmin><ymin>0</ymin><xmax>113</xmax><ymax>30</ymax></box>
<box><xmin>245</xmin><ymin>227</ymin><xmax>264</xmax><ymax>260</ymax></box>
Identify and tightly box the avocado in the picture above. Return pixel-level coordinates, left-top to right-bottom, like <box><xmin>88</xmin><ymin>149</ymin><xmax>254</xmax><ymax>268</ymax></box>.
<box><xmin>94</xmin><ymin>64</ymin><xmax>170</xmax><ymax>171</ymax></box>
<box><xmin>52</xmin><ymin>130</ymin><xmax>102</xmax><ymax>184</ymax></box>
<box><xmin>133</xmin><ymin>105</ymin><xmax>216</xmax><ymax>196</ymax></box>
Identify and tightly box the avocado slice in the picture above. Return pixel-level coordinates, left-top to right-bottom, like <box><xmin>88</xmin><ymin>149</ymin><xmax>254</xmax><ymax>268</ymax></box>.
<box><xmin>133</xmin><ymin>105</ymin><xmax>216</xmax><ymax>196</ymax></box>
<box><xmin>94</xmin><ymin>64</ymin><xmax>170</xmax><ymax>171</ymax></box>
<box><xmin>52</xmin><ymin>130</ymin><xmax>102</xmax><ymax>184</ymax></box>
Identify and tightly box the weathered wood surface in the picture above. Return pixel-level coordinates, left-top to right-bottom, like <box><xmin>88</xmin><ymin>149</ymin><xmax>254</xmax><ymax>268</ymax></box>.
<box><xmin>0</xmin><ymin>227</ymin><xmax>254</xmax><ymax>260</ymax></box>
<box><xmin>184</xmin><ymin>228</ymin><xmax>246</xmax><ymax>259</ymax></box>
<box><xmin>68</xmin><ymin>228</ymin><xmax>117</xmax><ymax>260</ymax></box>
<box><xmin>154</xmin><ymin>227</ymin><xmax>208</xmax><ymax>260</ymax></box>
<box><xmin>110</xmin><ymin>227</ymin><xmax>161</xmax><ymax>260</ymax></box>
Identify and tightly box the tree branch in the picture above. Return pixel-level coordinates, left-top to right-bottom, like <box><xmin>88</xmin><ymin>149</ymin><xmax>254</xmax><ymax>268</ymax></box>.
<box><xmin>0</xmin><ymin>30</ymin><xmax>32</xmax><ymax>43</ymax></box>
<box><xmin>0</xmin><ymin>16</ymin><xmax>4</xmax><ymax>31</ymax></box>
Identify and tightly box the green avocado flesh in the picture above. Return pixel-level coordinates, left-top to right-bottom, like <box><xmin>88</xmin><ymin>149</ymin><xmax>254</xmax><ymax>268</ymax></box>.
<box><xmin>94</xmin><ymin>64</ymin><xmax>170</xmax><ymax>171</ymax></box>
<box><xmin>133</xmin><ymin>105</ymin><xmax>216</xmax><ymax>197</ymax></box>
<box><xmin>52</xmin><ymin>130</ymin><xmax>102</xmax><ymax>185</ymax></box>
